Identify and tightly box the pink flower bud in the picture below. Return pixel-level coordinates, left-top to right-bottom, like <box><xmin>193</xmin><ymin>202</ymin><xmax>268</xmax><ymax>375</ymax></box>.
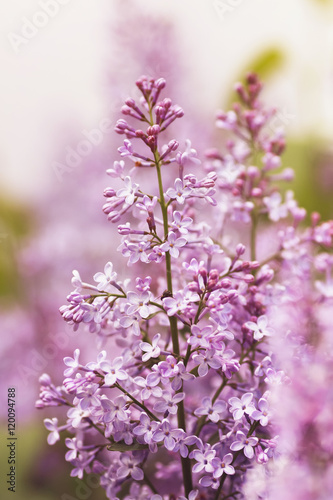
<box><xmin>247</xmin><ymin>166</ymin><xmax>260</xmax><ymax>178</ymax></box>
<box><xmin>39</xmin><ymin>374</ymin><xmax>51</xmax><ymax>386</ymax></box>
<box><xmin>103</xmin><ymin>188</ymin><xmax>116</xmax><ymax>198</ymax></box>
<box><xmin>135</xmin><ymin>129</ymin><xmax>146</xmax><ymax>138</ymax></box>
<box><xmin>235</xmin><ymin>244</ymin><xmax>246</xmax><ymax>256</ymax></box>
<box><xmin>155</xmin><ymin>78</ymin><xmax>166</xmax><ymax>89</ymax></box>
<box><xmin>209</xmin><ymin>269</ymin><xmax>219</xmax><ymax>281</ymax></box>
<box><xmin>188</xmin><ymin>282</ymin><xmax>199</xmax><ymax>292</ymax></box>
<box><xmin>251</xmin><ymin>188</ymin><xmax>262</xmax><ymax>198</ymax></box>
<box><xmin>220</xmin><ymin>278</ymin><xmax>232</xmax><ymax>288</ymax></box>
<box><xmin>311</xmin><ymin>212</ymin><xmax>321</xmax><ymax>226</ymax></box>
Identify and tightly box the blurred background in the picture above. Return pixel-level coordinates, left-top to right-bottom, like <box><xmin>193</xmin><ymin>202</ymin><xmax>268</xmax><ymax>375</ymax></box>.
<box><xmin>0</xmin><ymin>0</ymin><xmax>333</xmax><ymax>498</ymax></box>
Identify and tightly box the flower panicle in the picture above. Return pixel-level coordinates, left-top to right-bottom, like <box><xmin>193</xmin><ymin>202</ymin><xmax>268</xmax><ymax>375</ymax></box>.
<box><xmin>37</xmin><ymin>75</ymin><xmax>333</xmax><ymax>500</ymax></box>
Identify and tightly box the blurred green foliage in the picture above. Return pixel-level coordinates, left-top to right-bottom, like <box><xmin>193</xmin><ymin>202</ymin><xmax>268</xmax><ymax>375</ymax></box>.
<box><xmin>225</xmin><ymin>47</ymin><xmax>285</xmax><ymax>108</ymax></box>
<box><xmin>0</xmin><ymin>422</ymin><xmax>106</xmax><ymax>500</ymax></box>
<box><xmin>241</xmin><ymin>48</ymin><xmax>285</xmax><ymax>82</ymax></box>
<box><xmin>0</xmin><ymin>198</ymin><xmax>31</xmax><ymax>304</ymax></box>
<box><xmin>283</xmin><ymin>139</ymin><xmax>333</xmax><ymax>219</ymax></box>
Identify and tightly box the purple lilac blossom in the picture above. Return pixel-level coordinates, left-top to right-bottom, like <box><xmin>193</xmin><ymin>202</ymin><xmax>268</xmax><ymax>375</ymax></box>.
<box><xmin>36</xmin><ymin>74</ymin><xmax>333</xmax><ymax>500</ymax></box>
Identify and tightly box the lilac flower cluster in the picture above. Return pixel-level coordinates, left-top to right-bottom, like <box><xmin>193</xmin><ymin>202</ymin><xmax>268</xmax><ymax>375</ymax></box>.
<box><xmin>37</xmin><ymin>75</ymin><xmax>333</xmax><ymax>499</ymax></box>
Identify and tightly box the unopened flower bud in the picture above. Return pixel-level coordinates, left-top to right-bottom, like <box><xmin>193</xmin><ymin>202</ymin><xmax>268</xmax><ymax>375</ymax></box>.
<box><xmin>39</xmin><ymin>373</ymin><xmax>51</xmax><ymax>386</ymax></box>
<box><xmin>103</xmin><ymin>188</ymin><xmax>116</xmax><ymax>198</ymax></box>
<box><xmin>147</xmin><ymin>216</ymin><xmax>156</xmax><ymax>233</ymax></box>
<box><xmin>147</xmin><ymin>125</ymin><xmax>160</xmax><ymax>136</ymax></box>
<box><xmin>256</xmin><ymin>450</ymin><xmax>269</xmax><ymax>464</ymax></box>
<box><xmin>135</xmin><ymin>129</ymin><xmax>146</xmax><ymax>138</ymax></box>
<box><xmin>251</xmin><ymin>188</ymin><xmax>262</xmax><ymax>198</ymax></box>
<box><xmin>147</xmin><ymin>136</ymin><xmax>157</xmax><ymax>151</ymax></box>
<box><xmin>293</xmin><ymin>207</ymin><xmax>306</xmax><ymax>224</ymax></box>
<box><xmin>120</xmin><ymin>105</ymin><xmax>131</xmax><ymax>116</ymax></box>
<box><xmin>219</xmin><ymin>294</ymin><xmax>231</xmax><ymax>304</ymax></box>
<box><xmin>198</xmin><ymin>268</ymin><xmax>207</xmax><ymax>284</ymax></box>
<box><xmin>205</xmin><ymin>148</ymin><xmax>221</xmax><ymax>159</ymax></box>
<box><xmin>73</xmin><ymin>310</ymin><xmax>85</xmax><ymax>323</ymax></box>
<box><xmin>118</xmin><ymin>224</ymin><xmax>131</xmax><ymax>235</ymax></box>
<box><xmin>162</xmin><ymin>98</ymin><xmax>172</xmax><ymax>109</ymax></box>
<box><xmin>188</xmin><ymin>282</ymin><xmax>199</xmax><ymax>292</ymax></box>
<box><xmin>249</xmin><ymin>261</ymin><xmax>260</xmax><ymax>269</ymax></box>
<box><xmin>220</xmin><ymin>278</ymin><xmax>232</xmax><ymax>288</ymax></box>
<box><xmin>168</xmin><ymin>139</ymin><xmax>179</xmax><ymax>151</ymax></box>
<box><xmin>234</xmin><ymin>82</ymin><xmax>248</xmax><ymax>104</ymax></box>
<box><xmin>236</xmin><ymin>243</ymin><xmax>246</xmax><ymax>256</ymax></box>
<box><xmin>247</xmin><ymin>166</ymin><xmax>260</xmax><ymax>178</ymax></box>
<box><xmin>280</xmin><ymin>167</ymin><xmax>294</xmax><ymax>181</ymax></box>
<box><xmin>209</xmin><ymin>269</ymin><xmax>219</xmax><ymax>281</ymax></box>
<box><xmin>175</xmin><ymin>107</ymin><xmax>184</xmax><ymax>118</ymax></box>
<box><xmin>108</xmin><ymin>212</ymin><xmax>121</xmax><ymax>223</ymax></box>
<box><xmin>207</xmin><ymin>279</ymin><xmax>217</xmax><ymax>290</ymax></box>
<box><xmin>155</xmin><ymin>78</ymin><xmax>166</xmax><ymax>89</ymax></box>
<box><xmin>311</xmin><ymin>212</ymin><xmax>321</xmax><ymax>227</ymax></box>
<box><xmin>125</xmin><ymin>97</ymin><xmax>136</xmax><ymax>108</ymax></box>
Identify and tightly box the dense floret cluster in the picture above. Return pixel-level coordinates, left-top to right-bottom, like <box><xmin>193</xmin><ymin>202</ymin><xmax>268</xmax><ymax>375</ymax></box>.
<box><xmin>37</xmin><ymin>75</ymin><xmax>333</xmax><ymax>500</ymax></box>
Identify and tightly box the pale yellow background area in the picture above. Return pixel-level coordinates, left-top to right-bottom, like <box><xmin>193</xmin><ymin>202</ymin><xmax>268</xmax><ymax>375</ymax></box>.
<box><xmin>0</xmin><ymin>0</ymin><xmax>333</xmax><ymax>200</ymax></box>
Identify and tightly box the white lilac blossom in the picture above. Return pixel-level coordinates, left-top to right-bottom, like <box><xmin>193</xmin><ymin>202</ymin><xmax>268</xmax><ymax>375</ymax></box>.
<box><xmin>126</xmin><ymin>290</ymin><xmax>152</xmax><ymax>318</ymax></box>
<box><xmin>245</xmin><ymin>315</ymin><xmax>274</xmax><ymax>341</ymax></box>
<box><xmin>93</xmin><ymin>262</ymin><xmax>118</xmax><ymax>291</ymax></box>
<box><xmin>63</xmin><ymin>349</ymin><xmax>81</xmax><ymax>376</ymax></box>
<box><xmin>171</xmin><ymin>211</ymin><xmax>193</xmax><ymax>234</ymax></box>
<box><xmin>212</xmin><ymin>453</ymin><xmax>235</xmax><ymax>478</ymax></box>
<box><xmin>117</xmin><ymin>453</ymin><xmax>144</xmax><ymax>481</ymax></box>
<box><xmin>37</xmin><ymin>75</ymin><xmax>333</xmax><ymax>500</ymax></box>
<box><xmin>153</xmin><ymin>391</ymin><xmax>185</xmax><ymax>415</ymax></box>
<box><xmin>251</xmin><ymin>397</ymin><xmax>271</xmax><ymax>426</ymax></box>
<box><xmin>159</xmin><ymin>232</ymin><xmax>187</xmax><ymax>259</ymax></box>
<box><xmin>194</xmin><ymin>397</ymin><xmax>226</xmax><ymax>423</ymax></box>
<box><xmin>166</xmin><ymin>178</ymin><xmax>192</xmax><ymax>204</ymax></box>
<box><xmin>228</xmin><ymin>393</ymin><xmax>255</xmax><ymax>421</ymax></box>
<box><xmin>44</xmin><ymin>417</ymin><xmax>62</xmax><ymax>445</ymax></box>
<box><xmin>101</xmin><ymin>357</ymin><xmax>128</xmax><ymax>386</ymax></box>
<box><xmin>140</xmin><ymin>333</ymin><xmax>161</xmax><ymax>362</ymax></box>
<box><xmin>230</xmin><ymin>431</ymin><xmax>259</xmax><ymax>459</ymax></box>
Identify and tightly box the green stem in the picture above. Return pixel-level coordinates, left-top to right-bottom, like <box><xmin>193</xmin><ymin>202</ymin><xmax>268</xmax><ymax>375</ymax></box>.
<box><xmin>250</xmin><ymin>212</ymin><xmax>257</xmax><ymax>262</ymax></box>
<box><xmin>155</xmin><ymin>154</ymin><xmax>180</xmax><ymax>355</ymax></box>
<box><xmin>87</xmin><ymin>419</ymin><xmax>112</xmax><ymax>440</ymax></box>
<box><xmin>115</xmin><ymin>383</ymin><xmax>160</xmax><ymax>422</ymax></box>
<box><xmin>184</xmin><ymin>344</ymin><xmax>192</xmax><ymax>367</ymax></box>
<box><xmin>154</xmin><ymin>150</ymin><xmax>192</xmax><ymax>495</ymax></box>
<box><xmin>193</xmin><ymin>291</ymin><xmax>206</xmax><ymax>324</ymax></box>
<box><xmin>212</xmin><ymin>376</ymin><xmax>228</xmax><ymax>404</ymax></box>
